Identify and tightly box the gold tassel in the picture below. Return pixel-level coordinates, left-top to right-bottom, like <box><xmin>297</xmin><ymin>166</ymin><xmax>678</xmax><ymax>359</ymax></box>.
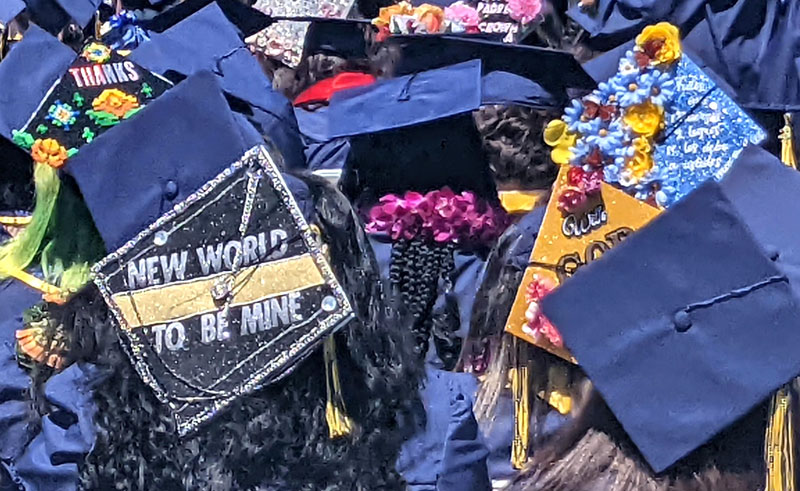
<box><xmin>765</xmin><ymin>385</ymin><xmax>796</xmax><ymax>491</ymax></box>
<box><xmin>780</xmin><ymin>113</ymin><xmax>797</xmax><ymax>169</ymax></box>
<box><xmin>542</xmin><ymin>364</ymin><xmax>572</xmax><ymax>415</ymax></box>
<box><xmin>511</xmin><ymin>337</ymin><xmax>531</xmax><ymax>469</ymax></box>
<box><xmin>0</xmin><ymin>216</ymin><xmax>32</xmax><ymax>226</ymax></box>
<box><xmin>323</xmin><ymin>336</ymin><xmax>353</xmax><ymax>438</ymax></box>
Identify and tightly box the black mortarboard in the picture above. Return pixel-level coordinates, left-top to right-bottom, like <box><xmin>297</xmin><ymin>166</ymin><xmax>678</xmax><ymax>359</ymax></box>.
<box><xmin>0</xmin><ymin>24</ymin><xmax>73</xmax><ymax>141</ymax></box>
<box><xmin>540</xmin><ymin>149</ymin><xmax>800</xmax><ymax>473</ymax></box>
<box><xmin>67</xmin><ymin>71</ymin><xmax>354</xmax><ymax>434</ymax></box>
<box><xmin>10</xmin><ymin>40</ymin><xmax>172</xmax><ymax>166</ymax></box>
<box><xmin>129</xmin><ymin>3</ymin><xmax>306</xmax><ymax>169</ymax></box>
<box><xmin>299</xmin><ymin>17</ymin><xmax>373</xmax><ymax>59</ymax></box>
<box><xmin>0</xmin><ymin>0</ymin><xmax>25</xmax><ymax>25</ymax></box>
<box><xmin>24</xmin><ymin>0</ymin><xmax>102</xmax><ymax>33</ymax></box>
<box><xmin>140</xmin><ymin>0</ymin><xmax>273</xmax><ymax>38</ymax></box>
<box><xmin>325</xmin><ymin>59</ymin><xmax>496</xmax><ymax>199</ymax></box>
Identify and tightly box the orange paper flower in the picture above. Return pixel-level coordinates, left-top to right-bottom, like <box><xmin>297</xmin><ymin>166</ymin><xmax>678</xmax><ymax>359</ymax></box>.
<box><xmin>414</xmin><ymin>4</ymin><xmax>445</xmax><ymax>32</ymax></box>
<box><xmin>373</xmin><ymin>1</ymin><xmax>414</xmax><ymax>27</ymax></box>
<box><xmin>624</xmin><ymin>101</ymin><xmax>664</xmax><ymax>137</ymax></box>
<box><xmin>31</xmin><ymin>139</ymin><xmax>68</xmax><ymax>168</ymax></box>
<box><xmin>636</xmin><ymin>22</ymin><xmax>682</xmax><ymax>65</ymax></box>
<box><xmin>92</xmin><ymin>88</ymin><xmax>140</xmax><ymax>118</ymax></box>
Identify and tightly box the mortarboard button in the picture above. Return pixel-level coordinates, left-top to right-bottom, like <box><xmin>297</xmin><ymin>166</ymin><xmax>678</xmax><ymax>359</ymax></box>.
<box><xmin>163</xmin><ymin>179</ymin><xmax>178</xmax><ymax>200</ymax></box>
<box><xmin>672</xmin><ymin>310</ymin><xmax>691</xmax><ymax>333</ymax></box>
<box><xmin>764</xmin><ymin>245</ymin><xmax>780</xmax><ymax>262</ymax></box>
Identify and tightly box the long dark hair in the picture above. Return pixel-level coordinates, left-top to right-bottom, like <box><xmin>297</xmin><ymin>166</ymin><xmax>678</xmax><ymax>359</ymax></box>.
<box><xmin>35</xmin><ymin>174</ymin><xmax>422</xmax><ymax>490</ymax></box>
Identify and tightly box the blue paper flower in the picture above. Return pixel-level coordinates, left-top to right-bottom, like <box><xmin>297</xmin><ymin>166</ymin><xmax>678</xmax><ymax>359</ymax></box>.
<box><xmin>570</xmin><ymin>137</ymin><xmax>592</xmax><ymax>164</ymax></box>
<box><xmin>563</xmin><ymin>99</ymin><xmax>584</xmax><ymax>132</ymax></box>
<box><xmin>585</xmin><ymin>120</ymin><xmax>625</xmax><ymax>154</ymax></box>
<box><xmin>647</xmin><ymin>70</ymin><xmax>676</xmax><ymax>106</ymax></box>
<box><xmin>603</xmin><ymin>163</ymin><xmax>621</xmax><ymax>182</ymax></box>
<box><xmin>615</xmin><ymin>73</ymin><xmax>654</xmax><ymax>107</ymax></box>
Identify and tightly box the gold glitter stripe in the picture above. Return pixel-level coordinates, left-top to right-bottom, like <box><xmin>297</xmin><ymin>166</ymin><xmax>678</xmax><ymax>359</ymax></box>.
<box><xmin>112</xmin><ymin>254</ymin><xmax>324</xmax><ymax>329</ymax></box>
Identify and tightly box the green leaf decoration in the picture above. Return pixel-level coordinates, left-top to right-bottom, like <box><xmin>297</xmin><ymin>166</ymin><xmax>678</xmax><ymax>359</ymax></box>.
<box><xmin>36</xmin><ymin>124</ymin><xmax>48</xmax><ymax>135</ymax></box>
<box><xmin>67</xmin><ymin>148</ymin><xmax>78</xmax><ymax>158</ymax></box>
<box><xmin>81</xmin><ymin>127</ymin><xmax>95</xmax><ymax>143</ymax></box>
<box><xmin>73</xmin><ymin>92</ymin><xmax>85</xmax><ymax>107</ymax></box>
<box><xmin>11</xmin><ymin>130</ymin><xmax>34</xmax><ymax>150</ymax></box>
<box><xmin>123</xmin><ymin>106</ymin><xmax>143</xmax><ymax>120</ymax></box>
<box><xmin>86</xmin><ymin>110</ymin><xmax>120</xmax><ymax>127</ymax></box>
<box><xmin>141</xmin><ymin>83</ymin><xmax>153</xmax><ymax>98</ymax></box>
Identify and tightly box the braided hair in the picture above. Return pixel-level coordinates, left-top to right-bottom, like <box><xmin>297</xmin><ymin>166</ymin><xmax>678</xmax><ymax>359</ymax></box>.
<box><xmin>388</xmin><ymin>238</ymin><xmax>461</xmax><ymax>368</ymax></box>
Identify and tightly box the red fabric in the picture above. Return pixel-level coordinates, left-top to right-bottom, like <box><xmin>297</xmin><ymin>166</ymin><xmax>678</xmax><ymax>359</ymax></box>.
<box><xmin>293</xmin><ymin>72</ymin><xmax>377</xmax><ymax>106</ymax></box>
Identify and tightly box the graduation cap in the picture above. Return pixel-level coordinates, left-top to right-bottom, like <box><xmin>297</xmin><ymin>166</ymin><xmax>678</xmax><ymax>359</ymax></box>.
<box><xmin>383</xmin><ymin>35</ymin><xmax>595</xmax><ymax>109</ymax></box>
<box><xmin>503</xmin><ymin>165</ymin><xmax>661</xmax><ymax>361</ymax></box>
<box><xmin>10</xmin><ymin>40</ymin><xmax>171</xmax><ymax>166</ymax></box>
<box><xmin>64</xmin><ymin>71</ymin><xmax>353</xmax><ymax>434</ymax></box>
<box><xmin>24</xmin><ymin>0</ymin><xmax>103</xmax><ymax>33</ymax></box>
<box><xmin>539</xmin><ymin>146</ymin><xmax>800</xmax><ymax>473</ymax></box>
<box><xmin>0</xmin><ymin>24</ymin><xmax>74</xmax><ymax>140</ymax></box>
<box><xmin>301</xmin><ymin>17</ymin><xmax>373</xmax><ymax>59</ymax></box>
<box><xmin>247</xmin><ymin>0</ymin><xmax>357</xmax><ymax>67</ymax></box>
<box><xmin>140</xmin><ymin>0</ymin><xmax>273</xmax><ymax>38</ymax></box>
<box><xmin>0</xmin><ymin>0</ymin><xmax>25</xmax><ymax>26</ymax></box>
<box><xmin>323</xmin><ymin>59</ymin><xmax>496</xmax><ymax>199</ymax></box>
<box><xmin>548</xmin><ymin>22</ymin><xmax>765</xmax><ymax>208</ymax></box>
<box><xmin>128</xmin><ymin>3</ymin><xmax>306</xmax><ymax>169</ymax></box>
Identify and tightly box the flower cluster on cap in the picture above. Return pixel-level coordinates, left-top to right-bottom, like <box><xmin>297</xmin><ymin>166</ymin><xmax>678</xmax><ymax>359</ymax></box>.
<box><xmin>545</xmin><ymin>22</ymin><xmax>682</xmax><ymax>209</ymax></box>
<box><xmin>373</xmin><ymin>1</ymin><xmax>481</xmax><ymax>40</ymax></box>
<box><xmin>365</xmin><ymin>188</ymin><xmax>509</xmax><ymax>246</ymax></box>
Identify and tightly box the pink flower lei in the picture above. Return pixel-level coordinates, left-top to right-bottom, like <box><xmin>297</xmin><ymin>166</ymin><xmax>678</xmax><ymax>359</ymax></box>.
<box><xmin>365</xmin><ymin>188</ymin><xmax>509</xmax><ymax>245</ymax></box>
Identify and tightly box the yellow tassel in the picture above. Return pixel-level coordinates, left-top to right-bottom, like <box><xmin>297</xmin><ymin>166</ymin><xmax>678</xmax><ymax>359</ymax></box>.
<box><xmin>780</xmin><ymin>113</ymin><xmax>797</xmax><ymax>169</ymax></box>
<box><xmin>511</xmin><ymin>337</ymin><xmax>530</xmax><ymax>469</ymax></box>
<box><xmin>765</xmin><ymin>385</ymin><xmax>796</xmax><ymax>491</ymax></box>
<box><xmin>8</xmin><ymin>269</ymin><xmax>63</xmax><ymax>298</ymax></box>
<box><xmin>323</xmin><ymin>336</ymin><xmax>353</xmax><ymax>438</ymax></box>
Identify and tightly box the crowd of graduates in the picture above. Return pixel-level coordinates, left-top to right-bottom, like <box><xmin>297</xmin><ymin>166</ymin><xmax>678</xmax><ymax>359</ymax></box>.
<box><xmin>1</xmin><ymin>0</ymin><xmax>800</xmax><ymax>490</ymax></box>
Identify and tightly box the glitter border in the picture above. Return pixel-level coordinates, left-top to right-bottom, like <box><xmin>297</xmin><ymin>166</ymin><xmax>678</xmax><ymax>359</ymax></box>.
<box><xmin>92</xmin><ymin>145</ymin><xmax>354</xmax><ymax>436</ymax></box>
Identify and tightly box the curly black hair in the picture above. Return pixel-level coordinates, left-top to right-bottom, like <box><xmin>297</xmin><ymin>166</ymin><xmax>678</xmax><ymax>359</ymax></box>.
<box><xmin>473</xmin><ymin>105</ymin><xmax>560</xmax><ymax>191</ymax></box>
<box><xmin>33</xmin><ymin>175</ymin><xmax>422</xmax><ymax>490</ymax></box>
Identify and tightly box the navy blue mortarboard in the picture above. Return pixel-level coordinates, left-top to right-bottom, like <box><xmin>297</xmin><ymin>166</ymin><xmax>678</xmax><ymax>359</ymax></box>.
<box><xmin>326</xmin><ymin>59</ymin><xmax>497</xmax><ymax>198</ymax></box>
<box><xmin>0</xmin><ymin>0</ymin><xmax>25</xmax><ymax>25</ymax></box>
<box><xmin>383</xmin><ymin>34</ymin><xmax>595</xmax><ymax>108</ymax></box>
<box><xmin>0</xmin><ymin>24</ymin><xmax>73</xmax><ymax>140</ymax></box>
<box><xmin>540</xmin><ymin>148</ymin><xmax>800</xmax><ymax>472</ymax></box>
<box><xmin>141</xmin><ymin>0</ymin><xmax>273</xmax><ymax>38</ymax></box>
<box><xmin>129</xmin><ymin>3</ymin><xmax>306</xmax><ymax>169</ymax></box>
<box><xmin>66</xmin><ymin>71</ymin><xmax>253</xmax><ymax>251</ymax></box>
<box><xmin>24</xmin><ymin>0</ymin><xmax>102</xmax><ymax>32</ymax></box>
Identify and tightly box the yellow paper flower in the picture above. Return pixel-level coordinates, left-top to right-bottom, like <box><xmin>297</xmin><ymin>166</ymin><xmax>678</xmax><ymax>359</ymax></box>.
<box><xmin>624</xmin><ymin>101</ymin><xmax>663</xmax><ymax>137</ymax></box>
<box><xmin>636</xmin><ymin>22</ymin><xmax>682</xmax><ymax>64</ymax></box>
<box><xmin>626</xmin><ymin>138</ymin><xmax>654</xmax><ymax>179</ymax></box>
<box><xmin>414</xmin><ymin>4</ymin><xmax>445</xmax><ymax>32</ymax></box>
<box><xmin>543</xmin><ymin>119</ymin><xmax>577</xmax><ymax>165</ymax></box>
<box><xmin>373</xmin><ymin>1</ymin><xmax>414</xmax><ymax>27</ymax></box>
<box><xmin>31</xmin><ymin>139</ymin><xmax>68</xmax><ymax>168</ymax></box>
<box><xmin>81</xmin><ymin>42</ymin><xmax>112</xmax><ymax>63</ymax></box>
<box><xmin>92</xmin><ymin>89</ymin><xmax>140</xmax><ymax>118</ymax></box>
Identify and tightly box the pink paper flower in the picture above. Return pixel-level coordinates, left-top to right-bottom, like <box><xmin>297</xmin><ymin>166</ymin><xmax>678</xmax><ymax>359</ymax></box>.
<box><xmin>507</xmin><ymin>0</ymin><xmax>542</xmax><ymax>25</ymax></box>
<box><xmin>523</xmin><ymin>275</ymin><xmax>563</xmax><ymax>348</ymax></box>
<box><xmin>444</xmin><ymin>1</ymin><xmax>481</xmax><ymax>33</ymax></box>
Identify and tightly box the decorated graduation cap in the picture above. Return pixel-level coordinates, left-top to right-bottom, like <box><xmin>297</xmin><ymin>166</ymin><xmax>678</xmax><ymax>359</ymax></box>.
<box><xmin>24</xmin><ymin>0</ymin><xmax>103</xmax><ymax>33</ymax></box>
<box><xmin>247</xmin><ymin>0</ymin><xmax>357</xmax><ymax>67</ymax></box>
<box><xmin>11</xmin><ymin>40</ymin><xmax>171</xmax><ymax>167</ymax></box>
<box><xmin>539</xmin><ymin>146</ymin><xmax>800</xmax><ymax>473</ymax></box>
<box><xmin>66</xmin><ymin>71</ymin><xmax>353</xmax><ymax>434</ymax></box>
<box><xmin>543</xmin><ymin>22</ymin><xmax>765</xmax><ymax>209</ymax></box>
<box><xmin>129</xmin><ymin>3</ymin><xmax>306</xmax><ymax>169</ymax></box>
